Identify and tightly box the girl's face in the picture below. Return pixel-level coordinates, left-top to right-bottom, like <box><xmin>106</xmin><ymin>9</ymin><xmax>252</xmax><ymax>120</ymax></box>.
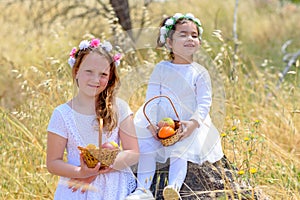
<box><xmin>167</xmin><ymin>21</ymin><xmax>200</xmax><ymax>63</ymax></box>
<box><xmin>76</xmin><ymin>52</ymin><xmax>110</xmax><ymax>97</ymax></box>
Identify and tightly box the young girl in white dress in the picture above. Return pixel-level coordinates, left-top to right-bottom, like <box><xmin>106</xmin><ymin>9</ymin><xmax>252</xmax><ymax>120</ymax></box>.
<box><xmin>47</xmin><ymin>38</ymin><xmax>139</xmax><ymax>200</ymax></box>
<box><xmin>126</xmin><ymin>13</ymin><xmax>224</xmax><ymax>200</ymax></box>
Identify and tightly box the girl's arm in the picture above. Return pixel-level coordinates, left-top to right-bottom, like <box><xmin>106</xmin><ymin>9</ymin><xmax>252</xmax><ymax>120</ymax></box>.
<box><xmin>46</xmin><ymin>132</ymin><xmax>101</xmax><ymax>178</ymax></box>
<box><xmin>111</xmin><ymin>115</ymin><xmax>139</xmax><ymax>170</ymax></box>
<box><xmin>190</xmin><ymin>70</ymin><xmax>212</xmax><ymax>126</ymax></box>
<box><xmin>180</xmin><ymin>70</ymin><xmax>212</xmax><ymax>140</ymax></box>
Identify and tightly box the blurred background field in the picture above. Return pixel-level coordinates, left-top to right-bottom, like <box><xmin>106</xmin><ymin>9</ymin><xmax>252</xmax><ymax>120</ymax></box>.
<box><xmin>0</xmin><ymin>0</ymin><xmax>299</xmax><ymax>199</ymax></box>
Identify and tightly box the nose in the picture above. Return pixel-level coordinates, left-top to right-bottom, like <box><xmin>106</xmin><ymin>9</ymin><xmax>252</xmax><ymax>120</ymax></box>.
<box><xmin>187</xmin><ymin>35</ymin><xmax>193</xmax><ymax>41</ymax></box>
<box><xmin>91</xmin><ymin>74</ymin><xmax>101</xmax><ymax>83</ymax></box>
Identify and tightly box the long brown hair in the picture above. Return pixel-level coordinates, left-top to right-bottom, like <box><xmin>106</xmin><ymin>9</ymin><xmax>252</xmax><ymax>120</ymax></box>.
<box><xmin>72</xmin><ymin>46</ymin><xmax>120</xmax><ymax>132</ymax></box>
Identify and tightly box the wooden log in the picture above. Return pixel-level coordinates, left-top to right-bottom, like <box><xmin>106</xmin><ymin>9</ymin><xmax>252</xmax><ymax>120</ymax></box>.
<box><xmin>149</xmin><ymin>156</ymin><xmax>268</xmax><ymax>200</ymax></box>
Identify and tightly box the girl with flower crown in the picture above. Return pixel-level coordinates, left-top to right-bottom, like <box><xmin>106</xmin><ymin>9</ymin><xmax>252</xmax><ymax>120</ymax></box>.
<box><xmin>47</xmin><ymin>38</ymin><xmax>139</xmax><ymax>200</ymax></box>
<box><xmin>125</xmin><ymin>13</ymin><xmax>224</xmax><ymax>200</ymax></box>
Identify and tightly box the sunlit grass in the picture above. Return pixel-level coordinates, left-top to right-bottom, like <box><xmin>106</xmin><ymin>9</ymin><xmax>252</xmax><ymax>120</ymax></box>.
<box><xmin>0</xmin><ymin>0</ymin><xmax>299</xmax><ymax>199</ymax></box>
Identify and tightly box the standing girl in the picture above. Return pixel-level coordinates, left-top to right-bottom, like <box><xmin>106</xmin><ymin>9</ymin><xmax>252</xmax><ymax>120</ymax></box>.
<box><xmin>126</xmin><ymin>13</ymin><xmax>224</xmax><ymax>200</ymax></box>
<box><xmin>47</xmin><ymin>38</ymin><xmax>139</xmax><ymax>200</ymax></box>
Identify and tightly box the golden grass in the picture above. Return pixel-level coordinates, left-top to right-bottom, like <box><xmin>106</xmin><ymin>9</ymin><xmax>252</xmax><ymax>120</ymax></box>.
<box><xmin>0</xmin><ymin>0</ymin><xmax>299</xmax><ymax>199</ymax></box>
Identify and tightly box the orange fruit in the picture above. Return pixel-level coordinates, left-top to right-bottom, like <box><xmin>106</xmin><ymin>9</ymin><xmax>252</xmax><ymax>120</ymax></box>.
<box><xmin>158</xmin><ymin>126</ymin><xmax>175</xmax><ymax>139</ymax></box>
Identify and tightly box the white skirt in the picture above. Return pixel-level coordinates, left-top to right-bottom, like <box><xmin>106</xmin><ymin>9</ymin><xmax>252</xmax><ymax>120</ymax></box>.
<box><xmin>53</xmin><ymin>169</ymin><xmax>136</xmax><ymax>200</ymax></box>
<box><xmin>134</xmin><ymin>106</ymin><xmax>224</xmax><ymax>165</ymax></box>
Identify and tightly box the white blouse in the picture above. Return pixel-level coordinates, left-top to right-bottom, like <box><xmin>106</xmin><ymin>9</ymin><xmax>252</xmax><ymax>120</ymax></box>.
<box><xmin>145</xmin><ymin>61</ymin><xmax>212</xmax><ymax>126</ymax></box>
<box><xmin>47</xmin><ymin>98</ymin><xmax>136</xmax><ymax>200</ymax></box>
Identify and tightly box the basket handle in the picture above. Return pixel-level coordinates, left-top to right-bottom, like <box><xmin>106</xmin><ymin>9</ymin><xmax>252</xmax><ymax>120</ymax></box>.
<box><xmin>143</xmin><ymin>95</ymin><xmax>180</xmax><ymax>131</ymax></box>
<box><xmin>98</xmin><ymin>118</ymin><xmax>103</xmax><ymax>155</ymax></box>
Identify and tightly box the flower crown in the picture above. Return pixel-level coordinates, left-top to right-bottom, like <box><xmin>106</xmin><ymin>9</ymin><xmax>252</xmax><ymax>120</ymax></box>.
<box><xmin>159</xmin><ymin>13</ymin><xmax>204</xmax><ymax>44</ymax></box>
<box><xmin>68</xmin><ymin>38</ymin><xmax>122</xmax><ymax>68</ymax></box>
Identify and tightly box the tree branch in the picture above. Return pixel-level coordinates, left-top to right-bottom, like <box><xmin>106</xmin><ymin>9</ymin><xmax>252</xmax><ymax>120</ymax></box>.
<box><xmin>277</xmin><ymin>49</ymin><xmax>300</xmax><ymax>88</ymax></box>
<box><xmin>231</xmin><ymin>0</ymin><xmax>239</xmax><ymax>81</ymax></box>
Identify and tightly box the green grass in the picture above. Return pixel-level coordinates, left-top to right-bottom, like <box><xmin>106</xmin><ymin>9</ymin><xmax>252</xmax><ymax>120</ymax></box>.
<box><xmin>0</xmin><ymin>0</ymin><xmax>299</xmax><ymax>199</ymax></box>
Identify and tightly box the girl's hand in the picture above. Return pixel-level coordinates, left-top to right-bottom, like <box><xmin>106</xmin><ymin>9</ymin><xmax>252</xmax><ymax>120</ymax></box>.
<box><xmin>178</xmin><ymin>120</ymin><xmax>199</xmax><ymax>141</ymax></box>
<box><xmin>98</xmin><ymin>166</ymin><xmax>114</xmax><ymax>174</ymax></box>
<box><xmin>68</xmin><ymin>165</ymin><xmax>114</xmax><ymax>193</ymax></box>
<box><xmin>68</xmin><ymin>175</ymin><xmax>97</xmax><ymax>193</ymax></box>
<box><xmin>147</xmin><ymin>125</ymin><xmax>159</xmax><ymax>140</ymax></box>
<box><xmin>78</xmin><ymin>153</ymin><xmax>101</xmax><ymax>178</ymax></box>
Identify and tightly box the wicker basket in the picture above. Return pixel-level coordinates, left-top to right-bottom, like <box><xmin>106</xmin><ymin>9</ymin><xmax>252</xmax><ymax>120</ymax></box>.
<box><xmin>143</xmin><ymin>95</ymin><xmax>183</xmax><ymax>146</ymax></box>
<box><xmin>78</xmin><ymin>119</ymin><xmax>119</xmax><ymax>168</ymax></box>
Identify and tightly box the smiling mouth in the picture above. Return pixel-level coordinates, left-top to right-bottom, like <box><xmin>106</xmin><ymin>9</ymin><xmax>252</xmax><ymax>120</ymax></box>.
<box><xmin>88</xmin><ymin>85</ymin><xmax>100</xmax><ymax>88</ymax></box>
<box><xmin>184</xmin><ymin>44</ymin><xmax>194</xmax><ymax>47</ymax></box>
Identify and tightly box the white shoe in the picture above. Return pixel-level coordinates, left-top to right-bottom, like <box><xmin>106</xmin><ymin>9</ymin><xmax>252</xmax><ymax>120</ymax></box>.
<box><xmin>163</xmin><ymin>185</ymin><xmax>180</xmax><ymax>200</ymax></box>
<box><xmin>125</xmin><ymin>188</ymin><xmax>155</xmax><ymax>200</ymax></box>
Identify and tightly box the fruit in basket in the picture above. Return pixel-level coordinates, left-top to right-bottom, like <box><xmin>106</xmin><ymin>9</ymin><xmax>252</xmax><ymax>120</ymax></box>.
<box><xmin>109</xmin><ymin>141</ymin><xmax>119</xmax><ymax>148</ymax></box>
<box><xmin>157</xmin><ymin>117</ymin><xmax>175</xmax><ymax>129</ymax></box>
<box><xmin>86</xmin><ymin>144</ymin><xmax>97</xmax><ymax>149</ymax></box>
<box><xmin>78</xmin><ymin>142</ymin><xmax>119</xmax><ymax>168</ymax></box>
<box><xmin>158</xmin><ymin>126</ymin><xmax>176</xmax><ymax>139</ymax></box>
<box><xmin>174</xmin><ymin>120</ymin><xmax>181</xmax><ymax>130</ymax></box>
<box><xmin>102</xmin><ymin>141</ymin><xmax>119</xmax><ymax>149</ymax></box>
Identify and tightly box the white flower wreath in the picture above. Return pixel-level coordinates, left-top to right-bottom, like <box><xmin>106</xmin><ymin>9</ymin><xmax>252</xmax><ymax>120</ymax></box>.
<box><xmin>68</xmin><ymin>38</ymin><xmax>122</xmax><ymax>68</ymax></box>
<box><xmin>159</xmin><ymin>13</ymin><xmax>204</xmax><ymax>45</ymax></box>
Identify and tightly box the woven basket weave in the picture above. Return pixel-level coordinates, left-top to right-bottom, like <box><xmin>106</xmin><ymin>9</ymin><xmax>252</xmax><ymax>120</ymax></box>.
<box><xmin>143</xmin><ymin>95</ymin><xmax>183</xmax><ymax>146</ymax></box>
<box><xmin>78</xmin><ymin>119</ymin><xmax>119</xmax><ymax>168</ymax></box>
<box><xmin>77</xmin><ymin>146</ymin><xmax>119</xmax><ymax>168</ymax></box>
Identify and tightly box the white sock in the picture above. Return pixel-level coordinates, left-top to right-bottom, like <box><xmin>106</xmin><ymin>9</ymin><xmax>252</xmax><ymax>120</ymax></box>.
<box><xmin>168</xmin><ymin>157</ymin><xmax>187</xmax><ymax>190</ymax></box>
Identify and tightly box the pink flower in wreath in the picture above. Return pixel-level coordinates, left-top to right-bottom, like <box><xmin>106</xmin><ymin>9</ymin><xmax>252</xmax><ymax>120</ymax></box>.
<box><xmin>113</xmin><ymin>53</ymin><xmax>122</xmax><ymax>66</ymax></box>
<box><xmin>90</xmin><ymin>38</ymin><xmax>100</xmax><ymax>48</ymax></box>
<box><xmin>113</xmin><ymin>53</ymin><xmax>122</xmax><ymax>62</ymax></box>
<box><xmin>69</xmin><ymin>47</ymin><xmax>77</xmax><ymax>58</ymax></box>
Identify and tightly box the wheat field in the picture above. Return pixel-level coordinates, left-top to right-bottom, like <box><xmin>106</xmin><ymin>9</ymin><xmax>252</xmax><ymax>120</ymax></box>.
<box><xmin>0</xmin><ymin>0</ymin><xmax>299</xmax><ymax>199</ymax></box>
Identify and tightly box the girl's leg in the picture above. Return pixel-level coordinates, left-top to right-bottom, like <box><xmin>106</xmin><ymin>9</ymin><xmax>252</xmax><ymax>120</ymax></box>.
<box><xmin>162</xmin><ymin>157</ymin><xmax>187</xmax><ymax>199</ymax></box>
<box><xmin>168</xmin><ymin>157</ymin><xmax>187</xmax><ymax>189</ymax></box>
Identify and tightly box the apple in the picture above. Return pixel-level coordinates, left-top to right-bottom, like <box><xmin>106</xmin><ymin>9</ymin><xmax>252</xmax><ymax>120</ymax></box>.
<box><xmin>101</xmin><ymin>142</ymin><xmax>116</xmax><ymax>150</ymax></box>
<box><xmin>157</xmin><ymin>117</ymin><xmax>175</xmax><ymax>129</ymax></box>
<box><xmin>101</xmin><ymin>141</ymin><xmax>119</xmax><ymax>150</ymax></box>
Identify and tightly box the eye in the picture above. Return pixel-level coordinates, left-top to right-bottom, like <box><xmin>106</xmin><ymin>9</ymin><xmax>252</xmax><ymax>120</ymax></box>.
<box><xmin>85</xmin><ymin>70</ymin><xmax>92</xmax><ymax>73</ymax></box>
<box><xmin>100</xmin><ymin>72</ymin><xmax>109</xmax><ymax>78</ymax></box>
